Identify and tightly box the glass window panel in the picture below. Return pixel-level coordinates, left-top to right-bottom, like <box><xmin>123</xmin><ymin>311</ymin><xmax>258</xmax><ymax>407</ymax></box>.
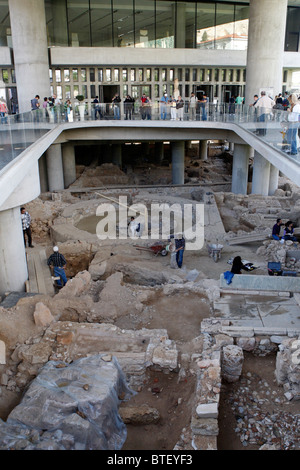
<box><xmin>82</xmin><ymin>84</ymin><xmax>88</xmax><ymax>98</ymax></box>
<box><xmin>56</xmin><ymin>85</ymin><xmax>62</xmax><ymax>100</ymax></box>
<box><xmin>65</xmin><ymin>85</ymin><xmax>71</xmax><ymax>99</ymax></box>
<box><xmin>229</xmin><ymin>69</ymin><xmax>233</xmax><ymax>81</ymax></box>
<box><xmin>98</xmin><ymin>68</ymin><xmax>103</xmax><ymax>81</ymax></box>
<box><xmin>139</xmin><ymin>68</ymin><xmax>144</xmax><ymax>81</ymax></box>
<box><xmin>112</xmin><ymin>0</ymin><xmax>134</xmax><ymax>47</ymax></box>
<box><xmin>222</xmin><ymin>69</ymin><xmax>226</xmax><ymax>81</ymax></box>
<box><xmin>2</xmin><ymin>69</ymin><xmax>8</xmax><ymax>83</ymax></box>
<box><xmin>185</xmin><ymin>68</ymin><xmax>190</xmax><ymax>81</ymax></box>
<box><xmin>114</xmin><ymin>68</ymin><xmax>120</xmax><ymax>81</ymax></box>
<box><xmin>196</xmin><ymin>2</ymin><xmax>215</xmax><ymax>49</ymax></box>
<box><xmin>123</xmin><ymin>84</ymin><xmax>128</xmax><ymax>97</ymax></box>
<box><xmin>234</xmin><ymin>5</ymin><xmax>249</xmax><ymax>51</ymax></box>
<box><xmin>81</xmin><ymin>68</ymin><xmax>87</xmax><ymax>81</ymax></box>
<box><xmin>67</xmin><ymin>0</ymin><xmax>91</xmax><ymax>46</ymax></box>
<box><xmin>11</xmin><ymin>69</ymin><xmax>16</xmax><ymax>83</ymax></box>
<box><xmin>176</xmin><ymin>2</ymin><xmax>196</xmax><ymax>48</ymax></box>
<box><xmin>90</xmin><ymin>84</ymin><xmax>96</xmax><ymax>97</ymax></box>
<box><xmin>200</xmin><ymin>68</ymin><xmax>204</xmax><ymax>81</ymax></box>
<box><xmin>73</xmin><ymin>69</ymin><xmax>78</xmax><ymax>81</ymax></box>
<box><xmin>45</xmin><ymin>0</ymin><xmax>68</xmax><ymax>46</ymax></box>
<box><xmin>49</xmin><ymin>69</ymin><xmax>53</xmax><ymax>82</ymax></box>
<box><xmin>0</xmin><ymin>3</ymin><xmax>9</xmax><ymax>47</ymax></box>
<box><xmin>55</xmin><ymin>69</ymin><xmax>61</xmax><ymax>82</ymax></box>
<box><xmin>74</xmin><ymin>85</ymin><xmax>79</xmax><ymax>98</ymax></box>
<box><xmin>154</xmin><ymin>84</ymin><xmax>159</xmax><ymax>98</ymax></box>
<box><xmin>123</xmin><ymin>69</ymin><xmax>128</xmax><ymax>81</ymax></box>
<box><xmin>64</xmin><ymin>69</ymin><xmax>70</xmax><ymax>82</ymax></box>
<box><xmin>90</xmin><ymin>68</ymin><xmax>95</xmax><ymax>82</ymax></box>
<box><xmin>131</xmin><ymin>86</ymin><xmax>138</xmax><ymax>98</ymax></box>
<box><xmin>215</xmin><ymin>3</ymin><xmax>234</xmax><ymax>50</ymax></box>
<box><xmin>185</xmin><ymin>84</ymin><xmax>189</xmax><ymax>97</ymax></box>
<box><xmin>146</xmin><ymin>69</ymin><xmax>151</xmax><ymax>81</ymax></box>
<box><xmin>162</xmin><ymin>69</ymin><xmax>167</xmax><ymax>81</ymax></box>
<box><xmin>207</xmin><ymin>69</ymin><xmax>212</xmax><ymax>81</ymax></box>
<box><xmin>170</xmin><ymin>69</ymin><xmax>174</xmax><ymax>81</ymax></box>
<box><xmin>106</xmin><ymin>69</ymin><xmax>112</xmax><ymax>81</ymax></box>
<box><xmin>170</xmin><ymin>84</ymin><xmax>174</xmax><ymax>96</ymax></box>
<box><xmin>214</xmin><ymin>69</ymin><xmax>219</xmax><ymax>81</ymax></box>
<box><xmin>135</xmin><ymin>0</ymin><xmax>155</xmax><ymax>48</ymax></box>
<box><xmin>177</xmin><ymin>68</ymin><xmax>182</xmax><ymax>81</ymax></box>
<box><xmin>156</xmin><ymin>1</ymin><xmax>175</xmax><ymax>48</ymax></box>
<box><xmin>192</xmin><ymin>68</ymin><xmax>197</xmax><ymax>81</ymax></box>
<box><xmin>154</xmin><ymin>68</ymin><xmax>159</xmax><ymax>81</ymax></box>
<box><xmin>142</xmin><ymin>85</ymin><xmax>151</xmax><ymax>97</ymax></box>
<box><xmin>236</xmin><ymin>69</ymin><xmax>240</xmax><ymax>82</ymax></box>
<box><xmin>131</xmin><ymin>69</ymin><xmax>136</xmax><ymax>81</ymax></box>
<box><xmin>90</xmin><ymin>0</ymin><xmax>113</xmax><ymax>47</ymax></box>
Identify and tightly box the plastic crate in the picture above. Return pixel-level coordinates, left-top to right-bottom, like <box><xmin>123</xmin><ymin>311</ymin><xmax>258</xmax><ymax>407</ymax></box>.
<box><xmin>282</xmin><ymin>271</ymin><xmax>297</xmax><ymax>277</ymax></box>
<box><xmin>267</xmin><ymin>261</ymin><xmax>282</xmax><ymax>276</ymax></box>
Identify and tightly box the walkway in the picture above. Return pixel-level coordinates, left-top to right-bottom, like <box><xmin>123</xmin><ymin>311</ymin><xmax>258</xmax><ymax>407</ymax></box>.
<box><xmin>25</xmin><ymin>247</ymin><xmax>55</xmax><ymax>296</ymax></box>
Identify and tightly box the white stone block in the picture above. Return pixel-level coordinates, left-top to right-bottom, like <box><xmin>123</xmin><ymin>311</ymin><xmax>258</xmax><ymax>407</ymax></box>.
<box><xmin>0</xmin><ymin>340</ymin><xmax>5</xmax><ymax>364</ymax></box>
<box><xmin>196</xmin><ymin>403</ymin><xmax>218</xmax><ymax>419</ymax></box>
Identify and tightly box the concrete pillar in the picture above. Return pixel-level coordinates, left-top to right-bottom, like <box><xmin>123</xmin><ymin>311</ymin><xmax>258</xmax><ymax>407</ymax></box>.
<box><xmin>0</xmin><ymin>206</ymin><xmax>28</xmax><ymax>295</ymax></box>
<box><xmin>199</xmin><ymin>140</ymin><xmax>208</xmax><ymax>161</ymax></box>
<box><xmin>268</xmin><ymin>165</ymin><xmax>279</xmax><ymax>195</ymax></box>
<box><xmin>245</xmin><ymin>0</ymin><xmax>288</xmax><ymax>105</ymax></box>
<box><xmin>62</xmin><ymin>143</ymin><xmax>76</xmax><ymax>188</ymax></box>
<box><xmin>38</xmin><ymin>153</ymin><xmax>49</xmax><ymax>193</ymax></box>
<box><xmin>112</xmin><ymin>144</ymin><xmax>122</xmax><ymax>167</ymax></box>
<box><xmin>9</xmin><ymin>0</ymin><xmax>50</xmax><ymax>113</ymax></box>
<box><xmin>171</xmin><ymin>141</ymin><xmax>185</xmax><ymax>184</ymax></box>
<box><xmin>231</xmin><ymin>144</ymin><xmax>251</xmax><ymax>195</ymax></box>
<box><xmin>155</xmin><ymin>142</ymin><xmax>164</xmax><ymax>164</ymax></box>
<box><xmin>46</xmin><ymin>144</ymin><xmax>64</xmax><ymax>192</ymax></box>
<box><xmin>251</xmin><ymin>151</ymin><xmax>270</xmax><ymax>195</ymax></box>
<box><xmin>229</xmin><ymin>142</ymin><xmax>234</xmax><ymax>152</ymax></box>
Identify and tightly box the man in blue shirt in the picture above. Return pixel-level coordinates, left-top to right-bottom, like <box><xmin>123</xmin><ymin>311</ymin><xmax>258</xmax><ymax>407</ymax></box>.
<box><xmin>160</xmin><ymin>93</ymin><xmax>169</xmax><ymax>120</ymax></box>
<box><xmin>175</xmin><ymin>234</ymin><xmax>185</xmax><ymax>268</ymax></box>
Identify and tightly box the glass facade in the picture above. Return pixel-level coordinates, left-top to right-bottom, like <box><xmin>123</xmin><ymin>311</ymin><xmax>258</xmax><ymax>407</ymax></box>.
<box><xmin>44</xmin><ymin>0</ymin><xmax>252</xmax><ymax>50</ymax></box>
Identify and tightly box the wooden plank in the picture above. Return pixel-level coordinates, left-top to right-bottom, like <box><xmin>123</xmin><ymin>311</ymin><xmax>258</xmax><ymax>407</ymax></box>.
<box><xmin>227</xmin><ymin>233</ymin><xmax>269</xmax><ymax>246</ymax></box>
<box><xmin>33</xmin><ymin>251</ymin><xmax>47</xmax><ymax>295</ymax></box>
<box><xmin>39</xmin><ymin>249</ymin><xmax>55</xmax><ymax>295</ymax></box>
<box><xmin>26</xmin><ymin>252</ymin><xmax>38</xmax><ymax>293</ymax></box>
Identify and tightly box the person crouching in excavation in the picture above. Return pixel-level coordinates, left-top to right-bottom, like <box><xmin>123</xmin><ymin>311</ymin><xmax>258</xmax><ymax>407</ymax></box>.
<box><xmin>47</xmin><ymin>246</ymin><xmax>67</xmax><ymax>287</ymax></box>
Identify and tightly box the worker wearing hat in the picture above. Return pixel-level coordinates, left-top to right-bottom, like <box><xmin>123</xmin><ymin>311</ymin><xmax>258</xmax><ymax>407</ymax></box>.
<box><xmin>47</xmin><ymin>246</ymin><xmax>67</xmax><ymax>287</ymax></box>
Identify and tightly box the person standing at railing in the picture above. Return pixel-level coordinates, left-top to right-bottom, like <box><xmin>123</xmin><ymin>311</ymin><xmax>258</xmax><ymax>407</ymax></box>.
<box><xmin>145</xmin><ymin>96</ymin><xmax>152</xmax><ymax>120</ymax></box>
<box><xmin>176</xmin><ymin>96</ymin><xmax>184</xmax><ymax>121</ymax></box>
<box><xmin>31</xmin><ymin>95</ymin><xmax>40</xmax><ymax>122</ymax></box>
<box><xmin>93</xmin><ymin>96</ymin><xmax>102</xmax><ymax>120</ymax></box>
<box><xmin>0</xmin><ymin>98</ymin><xmax>8</xmax><ymax>124</ymax></box>
<box><xmin>189</xmin><ymin>92</ymin><xmax>198</xmax><ymax>121</ymax></box>
<box><xmin>199</xmin><ymin>93</ymin><xmax>208</xmax><ymax>121</ymax></box>
<box><xmin>140</xmin><ymin>93</ymin><xmax>147</xmax><ymax>120</ymax></box>
<box><xmin>286</xmin><ymin>93</ymin><xmax>300</xmax><ymax>155</ymax></box>
<box><xmin>170</xmin><ymin>96</ymin><xmax>177</xmax><ymax>121</ymax></box>
<box><xmin>124</xmin><ymin>95</ymin><xmax>134</xmax><ymax>120</ymax></box>
<box><xmin>253</xmin><ymin>91</ymin><xmax>275</xmax><ymax>136</ymax></box>
<box><xmin>160</xmin><ymin>92</ymin><xmax>169</xmax><ymax>120</ymax></box>
<box><xmin>112</xmin><ymin>94</ymin><xmax>121</xmax><ymax>120</ymax></box>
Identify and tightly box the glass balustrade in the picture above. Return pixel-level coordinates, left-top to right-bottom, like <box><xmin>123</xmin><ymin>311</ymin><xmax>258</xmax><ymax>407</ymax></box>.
<box><xmin>0</xmin><ymin>102</ymin><xmax>299</xmax><ymax>174</ymax></box>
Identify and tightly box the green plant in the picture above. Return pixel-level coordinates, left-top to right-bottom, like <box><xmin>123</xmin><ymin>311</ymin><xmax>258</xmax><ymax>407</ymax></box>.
<box><xmin>76</xmin><ymin>95</ymin><xmax>85</xmax><ymax>102</ymax></box>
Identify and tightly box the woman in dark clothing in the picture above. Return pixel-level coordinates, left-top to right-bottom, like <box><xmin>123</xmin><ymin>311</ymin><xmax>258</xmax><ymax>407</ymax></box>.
<box><xmin>231</xmin><ymin>256</ymin><xmax>247</xmax><ymax>274</ymax></box>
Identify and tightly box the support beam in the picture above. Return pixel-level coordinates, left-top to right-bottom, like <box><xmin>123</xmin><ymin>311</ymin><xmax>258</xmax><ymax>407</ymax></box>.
<box><xmin>46</xmin><ymin>144</ymin><xmax>64</xmax><ymax>192</ymax></box>
<box><xmin>199</xmin><ymin>140</ymin><xmax>208</xmax><ymax>161</ymax></box>
<box><xmin>245</xmin><ymin>0</ymin><xmax>288</xmax><ymax>105</ymax></box>
<box><xmin>0</xmin><ymin>207</ymin><xmax>28</xmax><ymax>295</ymax></box>
<box><xmin>268</xmin><ymin>165</ymin><xmax>279</xmax><ymax>195</ymax></box>
<box><xmin>155</xmin><ymin>142</ymin><xmax>164</xmax><ymax>164</ymax></box>
<box><xmin>8</xmin><ymin>0</ymin><xmax>50</xmax><ymax>113</ymax></box>
<box><xmin>251</xmin><ymin>151</ymin><xmax>270</xmax><ymax>195</ymax></box>
<box><xmin>171</xmin><ymin>141</ymin><xmax>185</xmax><ymax>184</ymax></box>
<box><xmin>62</xmin><ymin>143</ymin><xmax>76</xmax><ymax>188</ymax></box>
<box><xmin>231</xmin><ymin>144</ymin><xmax>251</xmax><ymax>195</ymax></box>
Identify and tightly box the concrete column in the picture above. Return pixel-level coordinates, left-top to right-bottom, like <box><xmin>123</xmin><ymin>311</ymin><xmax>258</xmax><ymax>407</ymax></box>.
<box><xmin>0</xmin><ymin>207</ymin><xmax>28</xmax><ymax>295</ymax></box>
<box><xmin>229</xmin><ymin>142</ymin><xmax>234</xmax><ymax>152</ymax></box>
<box><xmin>38</xmin><ymin>153</ymin><xmax>49</xmax><ymax>193</ymax></box>
<box><xmin>171</xmin><ymin>141</ymin><xmax>185</xmax><ymax>184</ymax></box>
<box><xmin>62</xmin><ymin>143</ymin><xmax>76</xmax><ymax>188</ymax></box>
<box><xmin>245</xmin><ymin>0</ymin><xmax>288</xmax><ymax>105</ymax></box>
<box><xmin>251</xmin><ymin>151</ymin><xmax>270</xmax><ymax>195</ymax></box>
<box><xmin>199</xmin><ymin>140</ymin><xmax>208</xmax><ymax>161</ymax></box>
<box><xmin>112</xmin><ymin>144</ymin><xmax>122</xmax><ymax>167</ymax></box>
<box><xmin>231</xmin><ymin>144</ymin><xmax>251</xmax><ymax>195</ymax></box>
<box><xmin>46</xmin><ymin>144</ymin><xmax>64</xmax><ymax>192</ymax></box>
<box><xmin>268</xmin><ymin>165</ymin><xmax>279</xmax><ymax>195</ymax></box>
<box><xmin>155</xmin><ymin>142</ymin><xmax>164</xmax><ymax>164</ymax></box>
<box><xmin>9</xmin><ymin>0</ymin><xmax>50</xmax><ymax>113</ymax></box>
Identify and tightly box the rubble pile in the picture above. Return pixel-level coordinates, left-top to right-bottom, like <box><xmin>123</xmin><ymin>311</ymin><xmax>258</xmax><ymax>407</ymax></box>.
<box><xmin>256</xmin><ymin>239</ymin><xmax>300</xmax><ymax>267</ymax></box>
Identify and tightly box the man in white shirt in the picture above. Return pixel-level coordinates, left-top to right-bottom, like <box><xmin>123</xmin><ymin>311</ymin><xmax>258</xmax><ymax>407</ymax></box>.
<box><xmin>189</xmin><ymin>92</ymin><xmax>198</xmax><ymax>121</ymax></box>
<box><xmin>254</xmin><ymin>91</ymin><xmax>275</xmax><ymax>136</ymax></box>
